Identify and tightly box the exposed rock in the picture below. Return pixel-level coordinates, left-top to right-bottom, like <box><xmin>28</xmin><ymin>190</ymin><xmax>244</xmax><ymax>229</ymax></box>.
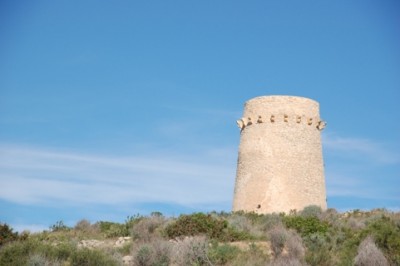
<box><xmin>78</xmin><ymin>239</ymin><xmax>105</xmax><ymax>249</ymax></box>
<box><xmin>115</xmin><ymin>236</ymin><xmax>132</xmax><ymax>248</ymax></box>
<box><xmin>122</xmin><ymin>255</ymin><xmax>134</xmax><ymax>265</ymax></box>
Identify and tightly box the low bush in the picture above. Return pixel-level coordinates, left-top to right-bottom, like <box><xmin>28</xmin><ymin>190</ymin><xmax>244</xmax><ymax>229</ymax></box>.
<box><xmin>98</xmin><ymin>214</ymin><xmax>142</xmax><ymax>238</ymax></box>
<box><xmin>283</xmin><ymin>215</ymin><xmax>329</xmax><ymax>237</ymax></box>
<box><xmin>227</xmin><ymin>213</ymin><xmax>265</xmax><ymax>239</ymax></box>
<box><xmin>0</xmin><ymin>239</ymin><xmax>38</xmax><ymax>265</ymax></box>
<box><xmin>303</xmin><ymin>233</ymin><xmax>333</xmax><ymax>266</ymax></box>
<box><xmin>133</xmin><ymin>240</ymin><xmax>171</xmax><ymax>266</ymax></box>
<box><xmin>135</xmin><ymin>245</ymin><xmax>152</xmax><ymax>266</ymax></box>
<box><xmin>208</xmin><ymin>242</ymin><xmax>239</xmax><ymax>265</ymax></box>
<box><xmin>270</xmin><ymin>256</ymin><xmax>302</xmax><ymax>266</ymax></box>
<box><xmin>230</xmin><ymin>242</ymin><xmax>270</xmax><ymax>266</ymax></box>
<box><xmin>0</xmin><ymin>223</ymin><xmax>18</xmax><ymax>246</ymax></box>
<box><xmin>286</xmin><ymin>230</ymin><xmax>305</xmax><ymax>260</ymax></box>
<box><xmin>354</xmin><ymin>236</ymin><xmax>389</xmax><ymax>266</ymax></box>
<box><xmin>27</xmin><ymin>253</ymin><xmax>61</xmax><ymax>266</ymax></box>
<box><xmin>300</xmin><ymin>205</ymin><xmax>322</xmax><ymax>218</ymax></box>
<box><xmin>74</xmin><ymin>219</ymin><xmax>91</xmax><ymax>231</ymax></box>
<box><xmin>132</xmin><ymin>215</ymin><xmax>166</xmax><ymax>242</ymax></box>
<box><xmin>164</xmin><ymin>213</ymin><xmax>249</xmax><ymax>241</ymax></box>
<box><xmin>0</xmin><ymin>238</ymin><xmax>76</xmax><ymax>266</ymax></box>
<box><xmin>50</xmin><ymin>221</ymin><xmax>70</xmax><ymax>232</ymax></box>
<box><xmin>2</xmin><ymin>209</ymin><xmax>399</xmax><ymax>265</ymax></box>
<box><xmin>171</xmin><ymin>236</ymin><xmax>211</xmax><ymax>266</ymax></box>
<box><xmin>98</xmin><ymin>221</ymin><xmax>128</xmax><ymax>238</ymax></box>
<box><xmin>70</xmin><ymin>248</ymin><xmax>120</xmax><ymax>266</ymax></box>
<box><xmin>361</xmin><ymin>215</ymin><xmax>400</xmax><ymax>265</ymax></box>
<box><xmin>268</xmin><ymin>225</ymin><xmax>288</xmax><ymax>257</ymax></box>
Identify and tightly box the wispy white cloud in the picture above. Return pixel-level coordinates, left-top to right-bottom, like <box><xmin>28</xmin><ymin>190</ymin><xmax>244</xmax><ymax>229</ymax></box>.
<box><xmin>322</xmin><ymin>134</ymin><xmax>400</xmax><ymax>164</ymax></box>
<box><xmin>323</xmin><ymin>134</ymin><xmax>400</xmax><ymax>205</ymax></box>
<box><xmin>1</xmin><ymin>133</ymin><xmax>398</xmax><ymax>218</ymax></box>
<box><xmin>325</xmin><ymin>172</ymin><xmax>399</xmax><ymax>201</ymax></box>
<box><xmin>0</xmin><ymin>144</ymin><xmax>236</xmax><ymax>209</ymax></box>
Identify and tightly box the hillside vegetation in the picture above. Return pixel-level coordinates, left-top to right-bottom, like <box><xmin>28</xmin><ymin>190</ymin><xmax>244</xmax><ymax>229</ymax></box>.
<box><xmin>1</xmin><ymin>207</ymin><xmax>400</xmax><ymax>266</ymax></box>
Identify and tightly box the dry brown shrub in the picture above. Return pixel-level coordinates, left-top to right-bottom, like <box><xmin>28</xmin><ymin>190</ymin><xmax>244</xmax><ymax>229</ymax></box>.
<box><xmin>74</xmin><ymin>219</ymin><xmax>91</xmax><ymax>231</ymax></box>
<box><xmin>131</xmin><ymin>215</ymin><xmax>166</xmax><ymax>242</ymax></box>
<box><xmin>231</xmin><ymin>243</ymin><xmax>270</xmax><ymax>266</ymax></box>
<box><xmin>286</xmin><ymin>230</ymin><xmax>305</xmax><ymax>260</ymax></box>
<box><xmin>132</xmin><ymin>240</ymin><xmax>172</xmax><ymax>266</ymax></box>
<box><xmin>171</xmin><ymin>236</ymin><xmax>212</xmax><ymax>266</ymax></box>
<box><xmin>347</xmin><ymin>217</ymin><xmax>365</xmax><ymax>230</ymax></box>
<box><xmin>228</xmin><ymin>215</ymin><xmax>252</xmax><ymax>232</ymax></box>
<box><xmin>27</xmin><ymin>253</ymin><xmax>62</xmax><ymax>266</ymax></box>
<box><xmin>227</xmin><ymin>215</ymin><xmax>264</xmax><ymax>239</ymax></box>
<box><xmin>74</xmin><ymin>219</ymin><xmax>100</xmax><ymax>236</ymax></box>
<box><xmin>354</xmin><ymin>236</ymin><xmax>389</xmax><ymax>266</ymax></box>
<box><xmin>268</xmin><ymin>225</ymin><xmax>288</xmax><ymax>257</ymax></box>
<box><xmin>270</xmin><ymin>256</ymin><xmax>303</xmax><ymax>266</ymax></box>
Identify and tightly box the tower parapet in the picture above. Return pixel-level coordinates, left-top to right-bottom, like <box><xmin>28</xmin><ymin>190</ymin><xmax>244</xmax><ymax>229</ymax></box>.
<box><xmin>232</xmin><ymin>95</ymin><xmax>327</xmax><ymax>214</ymax></box>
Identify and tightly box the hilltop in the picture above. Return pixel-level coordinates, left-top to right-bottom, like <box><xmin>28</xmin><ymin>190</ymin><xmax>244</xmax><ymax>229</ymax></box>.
<box><xmin>1</xmin><ymin>207</ymin><xmax>399</xmax><ymax>266</ymax></box>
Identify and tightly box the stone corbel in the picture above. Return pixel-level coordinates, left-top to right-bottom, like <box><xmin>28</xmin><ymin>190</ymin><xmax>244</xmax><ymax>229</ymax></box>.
<box><xmin>316</xmin><ymin>120</ymin><xmax>327</xmax><ymax>131</ymax></box>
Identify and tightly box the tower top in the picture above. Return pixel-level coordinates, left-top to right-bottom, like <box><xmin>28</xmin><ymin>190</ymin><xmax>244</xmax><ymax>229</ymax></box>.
<box><xmin>244</xmin><ymin>95</ymin><xmax>320</xmax><ymax>118</ymax></box>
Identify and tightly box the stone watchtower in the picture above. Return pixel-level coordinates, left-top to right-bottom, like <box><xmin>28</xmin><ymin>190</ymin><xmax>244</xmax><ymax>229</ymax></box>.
<box><xmin>232</xmin><ymin>95</ymin><xmax>327</xmax><ymax>214</ymax></box>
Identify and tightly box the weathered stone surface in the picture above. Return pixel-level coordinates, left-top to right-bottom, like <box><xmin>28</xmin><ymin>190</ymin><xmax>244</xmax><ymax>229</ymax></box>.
<box><xmin>115</xmin><ymin>236</ymin><xmax>132</xmax><ymax>247</ymax></box>
<box><xmin>233</xmin><ymin>95</ymin><xmax>327</xmax><ymax>214</ymax></box>
<box><xmin>78</xmin><ymin>239</ymin><xmax>105</xmax><ymax>249</ymax></box>
<box><xmin>122</xmin><ymin>255</ymin><xmax>134</xmax><ymax>265</ymax></box>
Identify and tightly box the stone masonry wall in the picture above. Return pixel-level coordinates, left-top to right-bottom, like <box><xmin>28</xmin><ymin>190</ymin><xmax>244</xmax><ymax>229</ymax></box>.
<box><xmin>232</xmin><ymin>95</ymin><xmax>327</xmax><ymax>214</ymax></box>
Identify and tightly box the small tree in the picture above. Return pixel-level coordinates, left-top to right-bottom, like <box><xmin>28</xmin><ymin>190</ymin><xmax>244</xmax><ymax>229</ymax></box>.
<box><xmin>0</xmin><ymin>223</ymin><xmax>18</xmax><ymax>246</ymax></box>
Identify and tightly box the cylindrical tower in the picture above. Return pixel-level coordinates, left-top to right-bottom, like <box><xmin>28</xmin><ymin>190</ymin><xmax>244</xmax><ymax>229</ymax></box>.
<box><xmin>233</xmin><ymin>95</ymin><xmax>327</xmax><ymax>213</ymax></box>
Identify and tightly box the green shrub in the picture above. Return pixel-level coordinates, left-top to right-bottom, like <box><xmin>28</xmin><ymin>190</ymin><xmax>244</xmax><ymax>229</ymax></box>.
<box><xmin>208</xmin><ymin>242</ymin><xmax>239</xmax><ymax>265</ymax></box>
<box><xmin>361</xmin><ymin>215</ymin><xmax>400</xmax><ymax>265</ymax></box>
<box><xmin>50</xmin><ymin>221</ymin><xmax>70</xmax><ymax>232</ymax></box>
<box><xmin>0</xmin><ymin>239</ymin><xmax>36</xmax><ymax>265</ymax></box>
<box><xmin>283</xmin><ymin>216</ymin><xmax>329</xmax><ymax>237</ymax></box>
<box><xmin>0</xmin><ymin>236</ymin><xmax>78</xmax><ymax>266</ymax></box>
<box><xmin>1</xmin><ymin>210</ymin><xmax>398</xmax><ymax>265</ymax></box>
<box><xmin>70</xmin><ymin>248</ymin><xmax>120</xmax><ymax>266</ymax></box>
<box><xmin>125</xmin><ymin>214</ymin><xmax>143</xmax><ymax>228</ymax></box>
<box><xmin>165</xmin><ymin>213</ymin><xmax>249</xmax><ymax>241</ymax></box>
<box><xmin>165</xmin><ymin>213</ymin><xmax>226</xmax><ymax>239</ymax></box>
<box><xmin>232</xmin><ymin>211</ymin><xmax>282</xmax><ymax>229</ymax></box>
<box><xmin>304</xmin><ymin>233</ymin><xmax>333</xmax><ymax>266</ymax></box>
<box><xmin>0</xmin><ymin>223</ymin><xmax>18</xmax><ymax>246</ymax></box>
<box><xmin>270</xmin><ymin>256</ymin><xmax>303</xmax><ymax>266</ymax></box>
<box><xmin>117</xmin><ymin>241</ymin><xmax>132</xmax><ymax>256</ymax></box>
<box><xmin>135</xmin><ymin>245</ymin><xmax>152</xmax><ymax>266</ymax></box>
<box><xmin>44</xmin><ymin>241</ymin><xmax>76</xmax><ymax>261</ymax></box>
<box><xmin>27</xmin><ymin>253</ymin><xmax>61</xmax><ymax>266</ymax></box>
<box><xmin>300</xmin><ymin>205</ymin><xmax>322</xmax><ymax>218</ymax></box>
<box><xmin>98</xmin><ymin>221</ymin><xmax>128</xmax><ymax>238</ymax></box>
<box><xmin>227</xmin><ymin>213</ymin><xmax>272</xmax><ymax>240</ymax></box>
<box><xmin>98</xmin><ymin>215</ymin><xmax>143</xmax><ymax>238</ymax></box>
<box><xmin>227</xmin><ymin>215</ymin><xmax>253</xmax><ymax>233</ymax></box>
<box><xmin>231</xmin><ymin>242</ymin><xmax>270</xmax><ymax>266</ymax></box>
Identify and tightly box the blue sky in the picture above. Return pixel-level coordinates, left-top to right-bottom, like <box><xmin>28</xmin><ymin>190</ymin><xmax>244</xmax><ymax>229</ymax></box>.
<box><xmin>1</xmin><ymin>0</ymin><xmax>399</xmax><ymax>232</ymax></box>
